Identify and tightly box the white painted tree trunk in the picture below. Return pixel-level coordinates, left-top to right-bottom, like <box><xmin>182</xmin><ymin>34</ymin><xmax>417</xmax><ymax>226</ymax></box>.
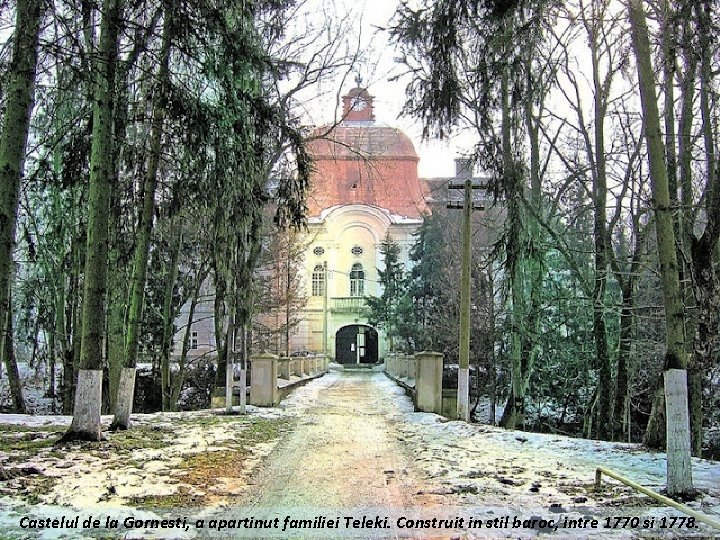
<box><xmin>664</xmin><ymin>369</ymin><xmax>693</xmax><ymax>495</ymax></box>
<box><xmin>238</xmin><ymin>368</ymin><xmax>246</xmax><ymax>414</ymax></box>
<box><xmin>69</xmin><ymin>369</ymin><xmax>102</xmax><ymax>440</ymax></box>
<box><xmin>457</xmin><ymin>367</ymin><xmax>470</xmax><ymax>421</ymax></box>
<box><xmin>225</xmin><ymin>357</ymin><xmax>233</xmax><ymax>413</ymax></box>
<box><xmin>112</xmin><ymin>367</ymin><xmax>136</xmax><ymax>430</ymax></box>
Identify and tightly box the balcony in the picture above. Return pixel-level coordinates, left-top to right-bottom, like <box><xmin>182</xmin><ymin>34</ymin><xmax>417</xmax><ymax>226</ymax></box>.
<box><xmin>330</xmin><ymin>297</ymin><xmax>370</xmax><ymax>314</ymax></box>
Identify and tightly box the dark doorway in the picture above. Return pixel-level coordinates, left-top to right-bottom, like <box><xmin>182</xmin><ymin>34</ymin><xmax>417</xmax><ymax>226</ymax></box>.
<box><xmin>335</xmin><ymin>325</ymin><xmax>378</xmax><ymax>364</ymax></box>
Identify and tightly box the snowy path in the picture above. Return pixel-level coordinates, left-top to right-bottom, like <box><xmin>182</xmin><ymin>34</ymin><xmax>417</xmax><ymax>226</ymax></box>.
<box><xmin>244</xmin><ymin>369</ymin><xmax>437</xmax><ymax>511</ymax></box>
<box><xmin>1</xmin><ymin>368</ymin><xmax>719</xmax><ymax>539</ymax></box>
<box><xmin>232</xmin><ymin>368</ymin><xmax>720</xmax><ymax>539</ymax></box>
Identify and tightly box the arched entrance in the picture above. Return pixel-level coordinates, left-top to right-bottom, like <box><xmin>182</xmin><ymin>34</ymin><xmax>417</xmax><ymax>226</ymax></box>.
<box><xmin>335</xmin><ymin>325</ymin><xmax>378</xmax><ymax>364</ymax></box>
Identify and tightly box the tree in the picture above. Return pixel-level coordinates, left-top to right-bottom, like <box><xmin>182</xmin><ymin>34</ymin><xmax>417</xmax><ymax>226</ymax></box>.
<box><xmin>391</xmin><ymin>0</ymin><xmax>557</xmax><ymax>430</ymax></box>
<box><xmin>0</xmin><ymin>0</ymin><xmax>44</xmax><ymax>410</ymax></box>
<box><xmin>254</xmin><ymin>227</ymin><xmax>307</xmax><ymax>356</ymax></box>
<box><xmin>64</xmin><ymin>0</ymin><xmax>123</xmax><ymax>441</ymax></box>
<box><xmin>111</xmin><ymin>0</ymin><xmax>172</xmax><ymax>431</ymax></box>
<box><xmin>367</xmin><ymin>233</ymin><xmax>414</xmax><ymax>353</ymax></box>
<box><xmin>627</xmin><ymin>0</ymin><xmax>693</xmax><ymax>497</ymax></box>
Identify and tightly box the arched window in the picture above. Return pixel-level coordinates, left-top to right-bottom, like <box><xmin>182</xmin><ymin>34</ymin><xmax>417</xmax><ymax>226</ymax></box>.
<box><xmin>312</xmin><ymin>264</ymin><xmax>325</xmax><ymax>297</ymax></box>
<box><xmin>350</xmin><ymin>263</ymin><xmax>365</xmax><ymax>297</ymax></box>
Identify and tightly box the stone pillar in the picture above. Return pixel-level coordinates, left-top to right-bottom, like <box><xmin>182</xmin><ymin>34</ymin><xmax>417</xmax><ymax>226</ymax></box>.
<box><xmin>293</xmin><ymin>358</ymin><xmax>303</xmax><ymax>377</ymax></box>
<box><xmin>415</xmin><ymin>351</ymin><xmax>443</xmax><ymax>414</ymax></box>
<box><xmin>278</xmin><ymin>357</ymin><xmax>291</xmax><ymax>380</ymax></box>
<box><xmin>399</xmin><ymin>354</ymin><xmax>407</xmax><ymax>379</ymax></box>
<box><xmin>249</xmin><ymin>351</ymin><xmax>279</xmax><ymax>407</ymax></box>
<box><xmin>408</xmin><ymin>356</ymin><xmax>416</xmax><ymax>380</ymax></box>
<box><xmin>387</xmin><ymin>353</ymin><xmax>396</xmax><ymax>377</ymax></box>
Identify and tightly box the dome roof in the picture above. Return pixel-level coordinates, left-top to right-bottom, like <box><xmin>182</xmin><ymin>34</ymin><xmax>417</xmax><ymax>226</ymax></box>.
<box><xmin>307</xmin><ymin>123</ymin><xmax>419</xmax><ymax>162</ymax></box>
<box><xmin>305</xmin><ymin>89</ymin><xmax>427</xmax><ymax>219</ymax></box>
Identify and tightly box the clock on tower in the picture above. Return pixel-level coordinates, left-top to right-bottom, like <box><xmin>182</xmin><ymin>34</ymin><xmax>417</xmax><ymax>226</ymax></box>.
<box><xmin>351</xmin><ymin>97</ymin><xmax>367</xmax><ymax>111</ymax></box>
<box><xmin>343</xmin><ymin>87</ymin><xmax>374</xmax><ymax>121</ymax></box>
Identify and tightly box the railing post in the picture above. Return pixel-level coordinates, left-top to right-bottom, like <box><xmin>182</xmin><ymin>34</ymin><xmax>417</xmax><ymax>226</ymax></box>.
<box><xmin>400</xmin><ymin>354</ymin><xmax>408</xmax><ymax>379</ymax></box>
<box><xmin>278</xmin><ymin>357</ymin><xmax>291</xmax><ymax>380</ymax></box>
<box><xmin>415</xmin><ymin>351</ymin><xmax>443</xmax><ymax>414</ymax></box>
<box><xmin>388</xmin><ymin>353</ymin><xmax>396</xmax><ymax>377</ymax></box>
<box><xmin>408</xmin><ymin>354</ymin><xmax>416</xmax><ymax>381</ymax></box>
<box><xmin>249</xmin><ymin>351</ymin><xmax>279</xmax><ymax>406</ymax></box>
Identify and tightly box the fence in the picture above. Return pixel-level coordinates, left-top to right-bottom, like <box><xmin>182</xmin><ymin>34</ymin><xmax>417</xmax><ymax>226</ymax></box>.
<box><xmin>249</xmin><ymin>352</ymin><xmax>329</xmax><ymax>407</ymax></box>
<box><xmin>384</xmin><ymin>351</ymin><xmax>444</xmax><ymax>415</ymax></box>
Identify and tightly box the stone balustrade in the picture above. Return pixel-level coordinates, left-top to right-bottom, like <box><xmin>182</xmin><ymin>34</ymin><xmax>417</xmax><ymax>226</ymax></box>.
<box><xmin>248</xmin><ymin>352</ymin><xmax>328</xmax><ymax>407</ymax></box>
<box><xmin>384</xmin><ymin>351</ymin><xmax>444</xmax><ymax>416</ymax></box>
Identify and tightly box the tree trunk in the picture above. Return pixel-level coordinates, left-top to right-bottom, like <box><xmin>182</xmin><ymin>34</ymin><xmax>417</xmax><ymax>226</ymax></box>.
<box><xmin>613</xmin><ymin>284</ymin><xmax>633</xmax><ymax>441</ymax></box>
<box><xmin>586</xmin><ymin>11</ymin><xmax>613</xmax><ymax>440</ymax></box>
<box><xmin>161</xmin><ymin>225</ymin><xmax>182</xmax><ymax>411</ymax></box>
<box><xmin>62</xmin><ymin>233</ymin><xmax>82</xmax><ymax>414</ymax></box>
<box><xmin>0</xmin><ymin>0</ymin><xmax>43</xmax><ymax>392</ymax></box>
<box><xmin>499</xmin><ymin>45</ymin><xmax>526</xmax><ymax>430</ymax></box>
<box><xmin>65</xmin><ymin>0</ymin><xmax>122</xmax><ymax>442</ymax></box>
<box><xmin>112</xmin><ymin>4</ymin><xmax>171</xmax><ymax>430</ymax></box>
<box><xmin>2</xmin><ymin>299</ymin><xmax>26</xmax><ymax>413</ymax></box>
<box><xmin>627</xmin><ymin>0</ymin><xmax>694</xmax><ymax>497</ymax></box>
<box><xmin>686</xmin><ymin>0</ymin><xmax>720</xmax><ymax>458</ymax></box>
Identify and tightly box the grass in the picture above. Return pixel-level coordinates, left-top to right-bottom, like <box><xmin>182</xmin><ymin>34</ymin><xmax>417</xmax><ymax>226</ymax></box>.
<box><xmin>0</xmin><ymin>423</ymin><xmax>64</xmax><ymax>433</ymax></box>
<box><xmin>0</xmin><ymin>414</ymin><xmax>288</xmax><ymax>507</ymax></box>
<box><xmin>23</xmin><ymin>476</ymin><xmax>57</xmax><ymax>504</ymax></box>
<box><xmin>0</xmin><ymin>431</ymin><xmax>61</xmax><ymax>453</ymax></box>
<box><xmin>106</xmin><ymin>426</ymin><xmax>168</xmax><ymax>452</ymax></box>
<box><xmin>129</xmin><ymin>486</ymin><xmax>207</xmax><ymax>508</ymax></box>
<box><xmin>180</xmin><ymin>417</ymin><xmax>287</xmax><ymax>485</ymax></box>
<box><xmin>130</xmin><ymin>416</ymin><xmax>288</xmax><ymax>507</ymax></box>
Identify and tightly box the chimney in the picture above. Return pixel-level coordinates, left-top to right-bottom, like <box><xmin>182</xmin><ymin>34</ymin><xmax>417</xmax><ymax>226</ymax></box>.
<box><xmin>455</xmin><ymin>158</ymin><xmax>473</xmax><ymax>179</ymax></box>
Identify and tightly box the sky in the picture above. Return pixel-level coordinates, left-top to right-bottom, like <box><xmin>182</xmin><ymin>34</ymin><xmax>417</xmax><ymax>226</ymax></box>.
<box><xmin>288</xmin><ymin>0</ymin><xmax>474</xmax><ymax>179</ymax></box>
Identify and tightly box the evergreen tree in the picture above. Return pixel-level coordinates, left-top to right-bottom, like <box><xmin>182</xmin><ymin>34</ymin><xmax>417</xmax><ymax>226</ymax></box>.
<box><xmin>367</xmin><ymin>234</ymin><xmax>415</xmax><ymax>353</ymax></box>
<box><xmin>0</xmin><ymin>0</ymin><xmax>44</xmax><ymax>413</ymax></box>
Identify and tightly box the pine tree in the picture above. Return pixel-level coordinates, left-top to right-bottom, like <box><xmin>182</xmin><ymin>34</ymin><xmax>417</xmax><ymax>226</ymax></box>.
<box><xmin>0</xmin><ymin>0</ymin><xmax>44</xmax><ymax>409</ymax></box>
<box><xmin>64</xmin><ymin>0</ymin><xmax>123</xmax><ymax>441</ymax></box>
<box><xmin>367</xmin><ymin>234</ymin><xmax>413</xmax><ymax>353</ymax></box>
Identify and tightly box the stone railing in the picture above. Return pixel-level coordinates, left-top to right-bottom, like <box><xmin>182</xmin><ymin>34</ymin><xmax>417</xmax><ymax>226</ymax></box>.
<box><xmin>384</xmin><ymin>351</ymin><xmax>443</xmax><ymax>415</ymax></box>
<box><xmin>249</xmin><ymin>352</ymin><xmax>329</xmax><ymax>407</ymax></box>
<box><xmin>330</xmin><ymin>297</ymin><xmax>370</xmax><ymax>314</ymax></box>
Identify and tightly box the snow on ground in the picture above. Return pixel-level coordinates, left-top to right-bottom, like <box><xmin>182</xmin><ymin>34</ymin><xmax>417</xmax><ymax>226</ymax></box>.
<box><xmin>373</xmin><ymin>373</ymin><xmax>720</xmax><ymax>538</ymax></box>
<box><xmin>0</xmin><ymin>369</ymin><xmax>718</xmax><ymax>539</ymax></box>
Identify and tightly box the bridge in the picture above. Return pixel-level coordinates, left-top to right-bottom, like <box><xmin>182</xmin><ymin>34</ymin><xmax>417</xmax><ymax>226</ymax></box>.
<box><xmin>243</xmin><ymin>351</ymin><xmax>448</xmax><ymax>417</ymax></box>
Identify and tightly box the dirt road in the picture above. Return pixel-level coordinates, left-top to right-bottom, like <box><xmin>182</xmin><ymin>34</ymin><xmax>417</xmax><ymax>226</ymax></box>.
<box><xmin>236</xmin><ymin>368</ymin><xmax>451</xmax><ymax>539</ymax></box>
<box><xmin>249</xmin><ymin>369</ymin><xmax>429</xmax><ymax>507</ymax></box>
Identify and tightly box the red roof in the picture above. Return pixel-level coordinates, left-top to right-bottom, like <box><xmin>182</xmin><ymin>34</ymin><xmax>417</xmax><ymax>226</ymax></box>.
<box><xmin>306</xmin><ymin>89</ymin><xmax>428</xmax><ymax>219</ymax></box>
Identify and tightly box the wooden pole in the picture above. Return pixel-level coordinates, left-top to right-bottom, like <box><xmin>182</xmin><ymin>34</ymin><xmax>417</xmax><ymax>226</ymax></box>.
<box><xmin>595</xmin><ymin>466</ymin><xmax>720</xmax><ymax>530</ymax></box>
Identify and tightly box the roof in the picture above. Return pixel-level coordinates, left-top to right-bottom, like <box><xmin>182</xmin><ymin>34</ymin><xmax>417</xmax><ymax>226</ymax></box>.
<box><xmin>305</xmin><ymin>88</ymin><xmax>428</xmax><ymax>219</ymax></box>
<box><xmin>307</xmin><ymin>123</ymin><xmax>419</xmax><ymax>162</ymax></box>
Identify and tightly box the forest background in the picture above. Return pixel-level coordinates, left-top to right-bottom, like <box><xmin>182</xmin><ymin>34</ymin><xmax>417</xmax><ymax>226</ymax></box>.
<box><xmin>0</xmin><ymin>0</ymin><xmax>719</xmax><ymax>499</ymax></box>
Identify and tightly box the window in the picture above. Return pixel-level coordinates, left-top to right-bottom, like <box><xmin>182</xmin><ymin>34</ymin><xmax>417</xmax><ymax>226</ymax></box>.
<box><xmin>312</xmin><ymin>264</ymin><xmax>325</xmax><ymax>297</ymax></box>
<box><xmin>350</xmin><ymin>245</ymin><xmax>363</xmax><ymax>256</ymax></box>
<box><xmin>190</xmin><ymin>331</ymin><xmax>198</xmax><ymax>350</ymax></box>
<box><xmin>350</xmin><ymin>263</ymin><xmax>365</xmax><ymax>297</ymax></box>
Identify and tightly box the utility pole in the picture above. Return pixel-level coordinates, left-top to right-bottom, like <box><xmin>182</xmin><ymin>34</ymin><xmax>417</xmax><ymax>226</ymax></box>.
<box><xmin>448</xmin><ymin>173</ymin><xmax>484</xmax><ymax>422</ymax></box>
<box><xmin>285</xmin><ymin>236</ymin><xmax>291</xmax><ymax>358</ymax></box>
